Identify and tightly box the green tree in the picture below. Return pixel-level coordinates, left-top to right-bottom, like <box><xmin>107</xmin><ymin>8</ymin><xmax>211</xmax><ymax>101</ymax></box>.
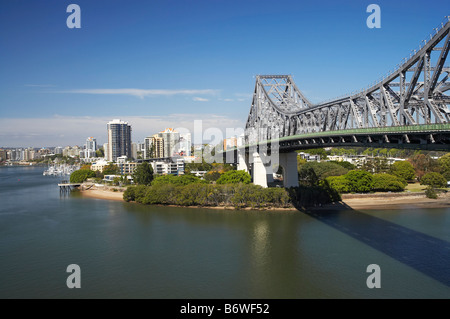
<box><xmin>425</xmin><ymin>186</ymin><xmax>438</xmax><ymax>199</ymax></box>
<box><xmin>390</xmin><ymin>161</ymin><xmax>415</xmax><ymax>182</ymax></box>
<box><xmin>345</xmin><ymin>170</ymin><xmax>374</xmax><ymax>193</ymax></box>
<box><xmin>328</xmin><ymin>161</ymin><xmax>356</xmax><ymax>170</ymax></box>
<box><xmin>103</xmin><ymin>164</ymin><xmax>119</xmax><ymax>175</ymax></box>
<box><xmin>70</xmin><ymin>169</ymin><xmax>96</xmax><ymax>183</ymax></box>
<box><xmin>96</xmin><ymin>147</ymin><xmax>104</xmax><ymax>158</ymax></box>
<box><xmin>420</xmin><ymin>172</ymin><xmax>447</xmax><ymax>188</ymax></box>
<box><xmin>205</xmin><ymin>171</ymin><xmax>222</xmax><ymax>182</ymax></box>
<box><xmin>326</xmin><ymin>175</ymin><xmax>350</xmax><ymax>193</ymax></box>
<box><xmin>298</xmin><ymin>166</ymin><xmax>319</xmax><ymax>186</ymax></box>
<box><xmin>216</xmin><ymin>170</ymin><xmax>251</xmax><ymax>184</ymax></box>
<box><xmin>298</xmin><ymin>161</ymin><xmax>348</xmax><ymax>180</ymax></box>
<box><xmin>132</xmin><ymin>162</ymin><xmax>154</xmax><ymax>185</ymax></box>
<box><xmin>151</xmin><ymin>174</ymin><xmax>204</xmax><ymax>186</ymax></box>
<box><xmin>438</xmin><ymin>153</ymin><xmax>450</xmax><ymax>181</ymax></box>
<box><xmin>372</xmin><ymin>173</ymin><xmax>406</xmax><ymax>192</ymax></box>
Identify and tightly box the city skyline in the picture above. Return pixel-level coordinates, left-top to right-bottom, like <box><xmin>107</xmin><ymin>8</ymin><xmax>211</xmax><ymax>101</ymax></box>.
<box><xmin>1</xmin><ymin>0</ymin><xmax>449</xmax><ymax>147</ymax></box>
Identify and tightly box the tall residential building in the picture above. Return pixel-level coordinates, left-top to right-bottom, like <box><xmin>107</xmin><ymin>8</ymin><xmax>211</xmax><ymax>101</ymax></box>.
<box><xmin>158</xmin><ymin>128</ymin><xmax>180</xmax><ymax>158</ymax></box>
<box><xmin>151</xmin><ymin>135</ymin><xmax>165</xmax><ymax>158</ymax></box>
<box><xmin>144</xmin><ymin>136</ymin><xmax>153</xmax><ymax>159</ymax></box>
<box><xmin>107</xmin><ymin>119</ymin><xmax>132</xmax><ymax>162</ymax></box>
<box><xmin>86</xmin><ymin>137</ymin><xmax>97</xmax><ymax>151</ymax></box>
<box><xmin>131</xmin><ymin>142</ymin><xmax>138</xmax><ymax>160</ymax></box>
<box><xmin>103</xmin><ymin>143</ymin><xmax>109</xmax><ymax>161</ymax></box>
<box><xmin>179</xmin><ymin>133</ymin><xmax>192</xmax><ymax>156</ymax></box>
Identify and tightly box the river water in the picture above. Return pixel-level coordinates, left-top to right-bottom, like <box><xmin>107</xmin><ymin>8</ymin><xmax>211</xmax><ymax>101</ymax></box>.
<box><xmin>0</xmin><ymin>166</ymin><xmax>449</xmax><ymax>298</ymax></box>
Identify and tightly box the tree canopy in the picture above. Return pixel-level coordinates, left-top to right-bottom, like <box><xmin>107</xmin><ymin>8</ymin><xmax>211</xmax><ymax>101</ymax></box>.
<box><xmin>70</xmin><ymin>169</ymin><xmax>96</xmax><ymax>183</ymax></box>
<box><xmin>420</xmin><ymin>172</ymin><xmax>447</xmax><ymax>188</ymax></box>
<box><xmin>390</xmin><ymin>161</ymin><xmax>415</xmax><ymax>181</ymax></box>
<box><xmin>132</xmin><ymin>162</ymin><xmax>154</xmax><ymax>185</ymax></box>
<box><xmin>438</xmin><ymin>153</ymin><xmax>450</xmax><ymax>181</ymax></box>
<box><xmin>216</xmin><ymin>170</ymin><xmax>251</xmax><ymax>184</ymax></box>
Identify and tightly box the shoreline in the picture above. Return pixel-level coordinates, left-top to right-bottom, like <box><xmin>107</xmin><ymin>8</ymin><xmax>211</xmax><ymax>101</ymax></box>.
<box><xmin>79</xmin><ymin>186</ymin><xmax>450</xmax><ymax>211</ymax></box>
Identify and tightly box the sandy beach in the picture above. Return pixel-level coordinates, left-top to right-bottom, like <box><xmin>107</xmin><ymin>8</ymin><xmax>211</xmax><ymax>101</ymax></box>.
<box><xmin>79</xmin><ymin>184</ymin><xmax>450</xmax><ymax>210</ymax></box>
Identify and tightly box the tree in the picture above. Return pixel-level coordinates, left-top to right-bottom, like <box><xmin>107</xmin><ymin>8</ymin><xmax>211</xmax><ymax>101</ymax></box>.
<box><xmin>345</xmin><ymin>170</ymin><xmax>374</xmax><ymax>193</ymax></box>
<box><xmin>103</xmin><ymin>164</ymin><xmax>119</xmax><ymax>175</ymax></box>
<box><xmin>132</xmin><ymin>162</ymin><xmax>154</xmax><ymax>185</ymax></box>
<box><xmin>420</xmin><ymin>172</ymin><xmax>447</xmax><ymax>188</ymax></box>
<box><xmin>216</xmin><ymin>170</ymin><xmax>251</xmax><ymax>184</ymax></box>
<box><xmin>298</xmin><ymin>161</ymin><xmax>348</xmax><ymax>180</ymax></box>
<box><xmin>96</xmin><ymin>147</ymin><xmax>104</xmax><ymax>158</ymax></box>
<box><xmin>390</xmin><ymin>161</ymin><xmax>415</xmax><ymax>182</ymax></box>
<box><xmin>438</xmin><ymin>153</ymin><xmax>450</xmax><ymax>181</ymax></box>
<box><xmin>80</xmin><ymin>163</ymin><xmax>92</xmax><ymax>170</ymax></box>
<box><xmin>425</xmin><ymin>186</ymin><xmax>438</xmax><ymax>199</ymax></box>
<box><xmin>298</xmin><ymin>166</ymin><xmax>319</xmax><ymax>186</ymax></box>
<box><xmin>408</xmin><ymin>154</ymin><xmax>440</xmax><ymax>180</ymax></box>
<box><xmin>151</xmin><ymin>174</ymin><xmax>204</xmax><ymax>186</ymax></box>
<box><xmin>328</xmin><ymin>161</ymin><xmax>356</xmax><ymax>170</ymax></box>
<box><xmin>205</xmin><ymin>171</ymin><xmax>222</xmax><ymax>182</ymax></box>
<box><xmin>326</xmin><ymin>175</ymin><xmax>350</xmax><ymax>193</ymax></box>
<box><xmin>70</xmin><ymin>169</ymin><xmax>96</xmax><ymax>183</ymax></box>
<box><xmin>372</xmin><ymin>173</ymin><xmax>406</xmax><ymax>192</ymax></box>
<box><xmin>361</xmin><ymin>157</ymin><xmax>390</xmax><ymax>174</ymax></box>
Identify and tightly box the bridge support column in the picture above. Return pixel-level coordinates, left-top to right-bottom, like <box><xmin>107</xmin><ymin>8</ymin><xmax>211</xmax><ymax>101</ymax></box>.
<box><xmin>279</xmin><ymin>152</ymin><xmax>298</xmax><ymax>188</ymax></box>
<box><xmin>237</xmin><ymin>150</ymin><xmax>249</xmax><ymax>172</ymax></box>
<box><xmin>252</xmin><ymin>152</ymin><xmax>268</xmax><ymax>188</ymax></box>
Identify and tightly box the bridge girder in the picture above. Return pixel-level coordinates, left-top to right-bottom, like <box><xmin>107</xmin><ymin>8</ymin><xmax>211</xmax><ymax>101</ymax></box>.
<box><xmin>245</xmin><ymin>17</ymin><xmax>450</xmax><ymax>149</ymax></box>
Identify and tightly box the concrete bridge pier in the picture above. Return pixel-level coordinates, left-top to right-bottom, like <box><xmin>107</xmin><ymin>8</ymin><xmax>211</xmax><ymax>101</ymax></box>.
<box><xmin>252</xmin><ymin>151</ymin><xmax>268</xmax><ymax>188</ymax></box>
<box><xmin>279</xmin><ymin>152</ymin><xmax>299</xmax><ymax>188</ymax></box>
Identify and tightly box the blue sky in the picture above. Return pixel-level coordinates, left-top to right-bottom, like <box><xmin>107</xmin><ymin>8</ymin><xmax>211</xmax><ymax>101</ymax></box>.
<box><xmin>0</xmin><ymin>0</ymin><xmax>449</xmax><ymax>147</ymax></box>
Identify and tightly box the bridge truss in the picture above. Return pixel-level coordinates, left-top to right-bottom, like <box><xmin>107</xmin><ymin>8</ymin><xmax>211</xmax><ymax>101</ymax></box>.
<box><xmin>245</xmin><ymin>17</ymin><xmax>450</xmax><ymax>151</ymax></box>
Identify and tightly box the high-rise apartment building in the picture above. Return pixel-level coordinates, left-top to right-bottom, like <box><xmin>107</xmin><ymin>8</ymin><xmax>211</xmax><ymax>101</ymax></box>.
<box><xmin>107</xmin><ymin>119</ymin><xmax>132</xmax><ymax>162</ymax></box>
<box><xmin>158</xmin><ymin>128</ymin><xmax>180</xmax><ymax>158</ymax></box>
<box><xmin>86</xmin><ymin>137</ymin><xmax>97</xmax><ymax>151</ymax></box>
<box><xmin>179</xmin><ymin>133</ymin><xmax>192</xmax><ymax>156</ymax></box>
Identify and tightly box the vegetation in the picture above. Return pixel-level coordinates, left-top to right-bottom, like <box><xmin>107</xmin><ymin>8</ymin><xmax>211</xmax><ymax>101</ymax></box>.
<box><xmin>132</xmin><ymin>162</ymin><xmax>154</xmax><ymax>186</ymax></box>
<box><xmin>372</xmin><ymin>173</ymin><xmax>406</xmax><ymax>192</ymax></box>
<box><xmin>390</xmin><ymin>161</ymin><xmax>416</xmax><ymax>182</ymax></box>
<box><xmin>96</xmin><ymin>147</ymin><xmax>104</xmax><ymax>158</ymax></box>
<box><xmin>438</xmin><ymin>153</ymin><xmax>450</xmax><ymax>181</ymax></box>
<box><xmin>361</xmin><ymin>157</ymin><xmax>390</xmax><ymax>174</ymax></box>
<box><xmin>123</xmin><ymin>183</ymin><xmax>292</xmax><ymax>209</ymax></box>
<box><xmin>151</xmin><ymin>174</ymin><xmax>205</xmax><ymax>186</ymax></box>
<box><xmin>420</xmin><ymin>172</ymin><xmax>447</xmax><ymax>188</ymax></box>
<box><xmin>425</xmin><ymin>186</ymin><xmax>438</xmax><ymax>199</ymax></box>
<box><xmin>298</xmin><ymin>161</ymin><xmax>348</xmax><ymax>180</ymax></box>
<box><xmin>216</xmin><ymin>170</ymin><xmax>251</xmax><ymax>184</ymax></box>
<box><xmin>204</xmin><ymin>171</ymin><xmax>222</xmax><ymax>182</ymax></box>
<box><xmin>103</xmin><ymin>164</ymin><xmax>119</xmax><ymax>175</ymax></box>
<box><xmin>328</xmin><ymin>161</ymin><xmax>356</xmax><ymax>170</ymax></box>
<box><xmin>70</xmin><ymin>169</ymin><xmax>96</xmax><ymax>183</ymax></box>
<box><xmin>343</xmin><ymin>170</ymin><xmax>374</xmax><ymax>193</ymax></box>
<box><xmin>408</xmin><ymin>154</ymin><xmax>440</xmax><ymax>181</ymax></box>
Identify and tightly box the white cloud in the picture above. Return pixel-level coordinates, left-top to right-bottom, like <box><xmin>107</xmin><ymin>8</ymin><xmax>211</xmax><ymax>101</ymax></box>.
<box><xmin>0</xmin><ymin>114</ymin><xmax>245</xmax><ymax>147</ymax></box>
<box><xmin>192</xmin><ymin>97</ymin><xmax>209</xmax><ymax>102</ymax></box>
<box><xmin>223</xmin><ymin>98</ymin><xmax>234</xmax><ymax>102</ymax></box>
<box><xmin>56</xmin><ymin>88</ymin><xmax>219</xmax><ymax>99</ymax></box>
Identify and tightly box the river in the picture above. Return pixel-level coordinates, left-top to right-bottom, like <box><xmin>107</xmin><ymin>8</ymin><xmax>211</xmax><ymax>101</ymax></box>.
<box><xmin>0</xmin><ymin>166</ymin><xmax>449</xmax><ymax>298</ymax></box>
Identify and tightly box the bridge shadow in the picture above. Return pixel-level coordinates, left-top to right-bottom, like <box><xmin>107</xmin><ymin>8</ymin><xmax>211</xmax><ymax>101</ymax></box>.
<box><xmin>299</xmin><ymin>202</ymin><xmax>450</xmax><ymax>288</ymax></box>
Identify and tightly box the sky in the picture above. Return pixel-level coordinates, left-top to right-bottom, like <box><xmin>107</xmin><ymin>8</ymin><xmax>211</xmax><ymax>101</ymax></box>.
<box><xmin>0</xmin><ymin>0</ymin><xmax>449</xmax><ymax>147</ymax></box>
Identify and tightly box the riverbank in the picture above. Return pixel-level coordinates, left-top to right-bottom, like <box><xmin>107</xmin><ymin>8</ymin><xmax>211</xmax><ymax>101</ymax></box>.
<box><xmin>79</xmin><ymin>184</ymin><xmax>450</xmax><ymax>210</ymax></box>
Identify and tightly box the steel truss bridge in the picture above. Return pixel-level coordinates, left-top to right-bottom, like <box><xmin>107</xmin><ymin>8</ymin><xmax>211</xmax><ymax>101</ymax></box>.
<box><xmin>243</xmin><ymin>17</ymin><xmax>450</xmax><ymax>152</ymax></box>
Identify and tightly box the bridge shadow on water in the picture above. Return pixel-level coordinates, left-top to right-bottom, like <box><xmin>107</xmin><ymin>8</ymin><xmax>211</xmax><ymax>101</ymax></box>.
<box><xmin>298</xmin><ymin>202</ymin><xmax>450</xmax><ymax>288</ymax></box>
